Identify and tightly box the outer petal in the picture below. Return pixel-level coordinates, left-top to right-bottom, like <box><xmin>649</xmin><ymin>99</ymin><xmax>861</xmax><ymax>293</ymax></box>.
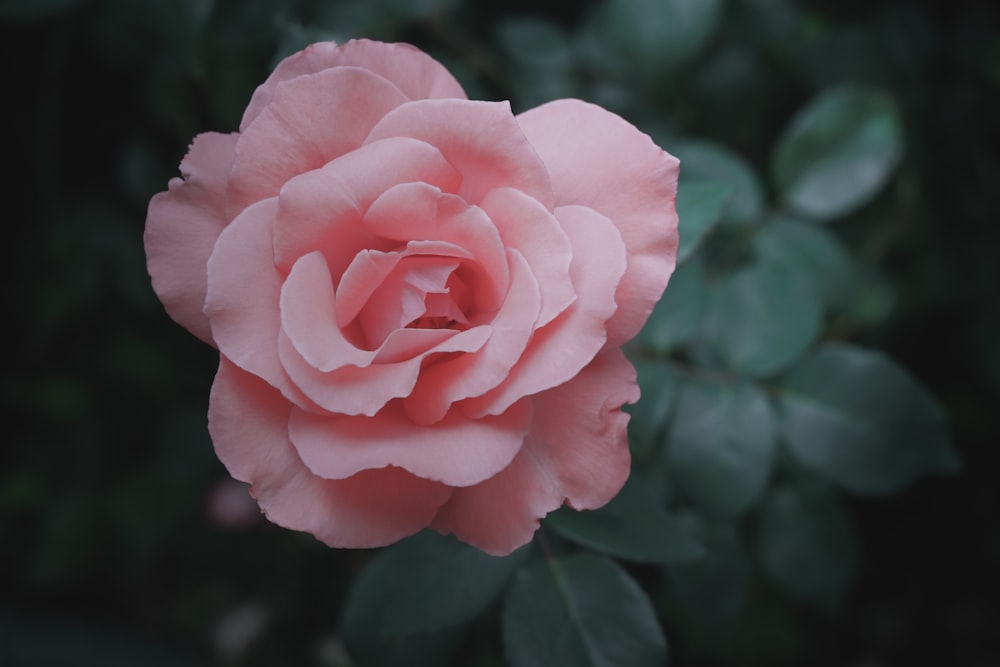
<box><xmin>365</xmin><ymin>99</ymin><xmax>554</xmax><ymax>209</ymax></box>
<box><xmin>288</xmin><ymin>398</ymin><xmax>532</xmax><ymax>487</ymax></box>
<box><xmin>209</xmin><ymin>357</ymin><xmax>452</xmax><ymax>548</ymax></box>
<box><xmin>431</xmin><ymin>348</ymin><xmax>638</xmax><ymax>555</ymax></box>
<box><xmin>463</xmin><ymin>205</ymin><xmax>626</xmax><ymax>418</ymax></box>
<box><xmin>241</xmin><ymin>39</ymin><xmax>466</xmax><ymax>131</ymax></box>
<box><xmin>227</xmin><ymin>66</ymin><xmax>410</xmax><ymax>218</ymax></box>
<box><xmin>517</xmin><ymin>99</ymin><xmax>679</xmax><ymax>347</ymax></box>
<box><xmin>144</xmin><ymin>131</ymin><xmax>238</xmax><ymax>344</ymax></box>
<box><xmin>430</xmin><ymin>443</ymin><xmax>558</xmax><ymax>557</ymax></box>
<box><xmin>526</xmin><ymin>348</ymin><xmax>638</xmax><ymax>510</ymax></box>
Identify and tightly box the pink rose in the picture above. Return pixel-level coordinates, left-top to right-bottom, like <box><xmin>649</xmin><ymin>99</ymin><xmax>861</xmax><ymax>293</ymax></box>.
<box><xmin>145</xmin><ymin>39</ymin><xmax>678</xmax><ymax>556</ymax></box>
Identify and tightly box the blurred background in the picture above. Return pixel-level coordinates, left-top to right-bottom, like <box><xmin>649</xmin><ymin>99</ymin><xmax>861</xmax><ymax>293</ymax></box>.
<box><xmin>2</xmin><ymin>0</ymin><xmax>998</xmax><ymax>665</ymax></box>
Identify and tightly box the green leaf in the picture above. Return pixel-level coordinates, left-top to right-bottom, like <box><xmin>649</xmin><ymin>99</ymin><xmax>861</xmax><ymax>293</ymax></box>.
<box><xmin>752</xmin><ymin>215</ymin><xmax>856</xmax><ymax>311</ymax></box>
<box><xmin>639</xmin><ymin>257</ymin><xmax>708</xmax><ymax>354</ymax></box>
<box><xmin>664</xmin><ymin>379</ymin><xmax>777</xmax><ymax>516</ymax></box>
<box><xmin>700</xmin><ymin>261</ymin><xmax>822</xmax><ymax>378</ymax></box>
<box><xmin>758</xmin><ymin>481</ymin><xmax>858</xmax><ymax>609</ymax></box>
<box><xmin>777</xmin><ymin>344</ymin><xmax>961</xmax><ymax>494</ymax></box>
<box><xmin>386</xmin><ymin>532</ymin><xmax>527</xmax><ymax>635</ymax></box>
<box><xmin>627</xmin><ymin>360</ymin><xmax>683</xmax><ymax>457</ymax></box>
<box><xmin>598</xmin><ymin>0</ymin><xmax>725</xmax><ymax>75</ymax></box>
<box><xmin>674</xmin><ymin>140</ymin><xmax>765</xmax><ymax>225</ymax></box>
<box><xmin>341</xmin><ymin>532</ymin><xmax>529</xmax><ymax>665</ymax></box>
<box><xmin>546</xmin><ymin>473</ymin><xmax>705</xmax><ymax>565</ymax></box>
<box><xmin>382</xmin><ymin>534</ymin><xmax>530</xmax><ymax>636</ymax></box>
<box><xmin>676</xmin><ymin>182</ymin><xmax>731</xmax><ymax>264</ymax></box>
<box><xmin>503</xmin><ymin>554</ymin><xmax>667</xmax><ymax>667</ymax></box>
<box><xmin>663</xmin><ymin>516</ymin><xmax>750</xmax><ymax>656</ymax></box>
<box><xmin>772</xmin><ymin>85</ymin><xmax>904</xmax><ymax>221</ymax></box>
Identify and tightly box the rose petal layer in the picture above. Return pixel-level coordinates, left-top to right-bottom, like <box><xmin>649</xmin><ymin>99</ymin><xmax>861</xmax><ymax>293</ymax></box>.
<box><xmin>145</xmin><ymin>131</ymin><xmax>238</xmax><ymax>344</ymax></box>
<box><xmin>478</xmin><ymin>187</ymin><xmax>575</xmax><ymax>328</ymax></box>
<box><xmin>241</xmin><ymin>39</ymin><xmax>466</xmax><ymax>131</ymax></box>
<box><xmin>288</xmin><ymin>398</ymin><xmax>532</xmax><ymax>487</ymax></box>
<box><xmin>283</xmin><ymin>247</ymin><xmax>474</xmax><ymax>370</ymax></box>
<box><xmin>278</xmin><ymin>325</ymin><xmax>490</xmax><ymax>417</ymax></box>
<box><xmin>403</xmin><ymin>249</ymin><xmax>541</xmax><ymax>425</ymax></box>
<box><xmin>366</xmin><ymin>99</ymin><xmax>554</xmax><ymax>209</ymax></box>
<box><xmin>463</xmin><ymin>204</ymin><xmax>626</xmax><ymax>418</ymax></box>
<box><xmin>273</xmin><ymin>136</ymin><xmax>462</xmax><ymax>273</ymax></box>
<box><xmin>431</xmin><ymin>348</ymin><xmax>639</xmax><ymax>555</ymax></box>
<box><xmin>209</xmin><ymin>357</ymin><xmax>452</xmax><ymax>548</ymax></box>
<box><xmin>364</xmin><ymin>182</ymin><xmax>509</xmax><ymax>314</ymax></box>
<box><xmin>205</xmin><ymin>198</ymin><xmax>291</xmax><ymax>395</ymax></box>
<box><xmin>517</xmin><ymin>99</ymin><xmax>679</xmax><ymax>347</ymax></box>
<box><xmin>228</xmin><ymin>66</ymin><xmax>410</xmax><ymax>218</ymax></box>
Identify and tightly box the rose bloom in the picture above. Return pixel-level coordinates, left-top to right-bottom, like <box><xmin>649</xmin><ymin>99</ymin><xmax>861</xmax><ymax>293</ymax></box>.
<box><xmin>145</xmin><ymin>40</ymin><xmax>678</xmax><ymax>556</ymax></box>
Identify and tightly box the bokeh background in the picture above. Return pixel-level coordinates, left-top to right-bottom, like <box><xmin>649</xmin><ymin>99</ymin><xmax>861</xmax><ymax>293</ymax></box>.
<box><xmin>3</xmin><ymin>0</ymin><xmax>998</xmax><ymax>665</ymax></box>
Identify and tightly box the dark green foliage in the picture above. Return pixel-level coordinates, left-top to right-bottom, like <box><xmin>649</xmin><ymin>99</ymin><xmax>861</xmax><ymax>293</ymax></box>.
<box><xmin>778</xmin><ymin>344</ymin><xmax>960</xmax><ymax>494</ymax></box>
<box><xmin>340</xmin><ymin>532</ymin><xmax>529</xmax><ymax>666</ymax></box>
<box><xmin>546</xmin><ymin>473</ymin><xmax>704</xmax><ymax>565</ymax></box>
<box><xmin>502</xmin><ymin>554</ymin><xmax>668</xmax><ymax>667</ymax></box>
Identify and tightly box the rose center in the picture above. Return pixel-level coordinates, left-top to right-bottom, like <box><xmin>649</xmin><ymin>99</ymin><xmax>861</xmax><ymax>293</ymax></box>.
<box><xmin>354</xmin><ymin>254</ymin><xmax>475</xmax><ymax>348</ymax></box>
<box><xmin>407</xmin><ymin>315</ymin><xmax>454</xmax><ymax>330</ymax></box>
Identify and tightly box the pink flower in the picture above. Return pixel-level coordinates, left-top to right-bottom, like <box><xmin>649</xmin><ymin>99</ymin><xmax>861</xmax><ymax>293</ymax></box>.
<box><xmin>145</xmin><ymin>39</ymin><xmax>678</xmax><ymax>556</ymax></box>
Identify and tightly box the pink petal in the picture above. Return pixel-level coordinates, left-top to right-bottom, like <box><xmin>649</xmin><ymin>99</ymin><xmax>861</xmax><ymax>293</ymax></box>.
<box><xmin>281</xmin><ymin>247</ymin><xmax>475</xmax><ymax>375</ymax></box>
<box><xmin>431</xmin><ymin>348</ymin><xmax>638</xmax><ymax>555</ymax></box>
<box><xmin>517</xmin><ymin>99</ymin><xmax>679</xmax><ymax>347</ymax></box>
<box><xmin>403</xmin><ymin>250</ymin><xmax>541</xmax><ymax>425</ymax></box>
<box><xmin>364</xmin><ymin>182</ymin><xmax>510</xmax><ymax>313</ymax></box>
<box><xmin>365</xmin><ymin>99</ymin><xmax>554</xmax><ymax>209</ymax></box>
<box><xmin>478</xmin><ymin>187</ymin><xmax>575</xmax><ymax>327</ymax></box>
<box><xmin>334</xmin><ymin>248</ymin><xmax>406</xmax><ymax>329</ymax></box>
<box><xmin>241</xmin><ymin>40</ymin><xmax>466</xmax><ymax>131</ymax></box>
<box><xmin>358</xmin><ymin>254</ymin><xmax>462</xmax><ymax>347</ymax></box>
<box><xmin>430</xmin><ymin>446</ymin><xmax>557</xmax><ymax>556</ymax></box>
<box><xmin>209</xmin><ymin>358</ymin><xmax>452</xmax><ymax>548</ymax></box>
<box><xmin>526</xmin><ymin>348</ymin><xmax>638</xmax><ymax>510</ymax></box>
<box><xmin>204</xmin><ymin>198</ymin><xmax>290</xmax><ymax>393</ymax></box>
<box><xmin>325</xmin><ymin>39</ymin><xmax>467</xmax><ymax>101</ymax></box>
<box><xmin>288</xmin><ymin>398</ymin><xmax>532</xmax><ymax>487</ymax></box>
<box><xmin>278</xmin><ymin>327</ymin><xmax>491</xmax><ymax>417</ymax></box>
<box><xmin>336</xmin><ymin>242</ymin><xmax>474</xmax><ymax>344</ymax></box>
<box><xmin>463</xmin><ymin>205</ymin><xmax>626</xmax><ymax>418</ymax></box>
<box><xmin>375</xmin><ymin>327</ymin><xmax>473</xmax><ymax>364</ymax></box>
<box><xmin>277</xmin><ymin>332</ymin><xmax>418</xmax><ymax>416</ymax></box>
<box><xmin>144</xmin><ymin>131</ymin><xmax>238</xmax><ymax>344</ymax></box>
<box><xmin>280</xmin><ymin>251</ymin><xmax>377</xmax><ymax>371</ymax></box>
<box><xmin>273</xmin><ymin>137</ymin><xmax>462</xmax><ymax>272</ymax></box>
<box><xmin>227</xmin><ymin>66</ymin><xmax>410</xmax><ymax>218</ymax></box>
